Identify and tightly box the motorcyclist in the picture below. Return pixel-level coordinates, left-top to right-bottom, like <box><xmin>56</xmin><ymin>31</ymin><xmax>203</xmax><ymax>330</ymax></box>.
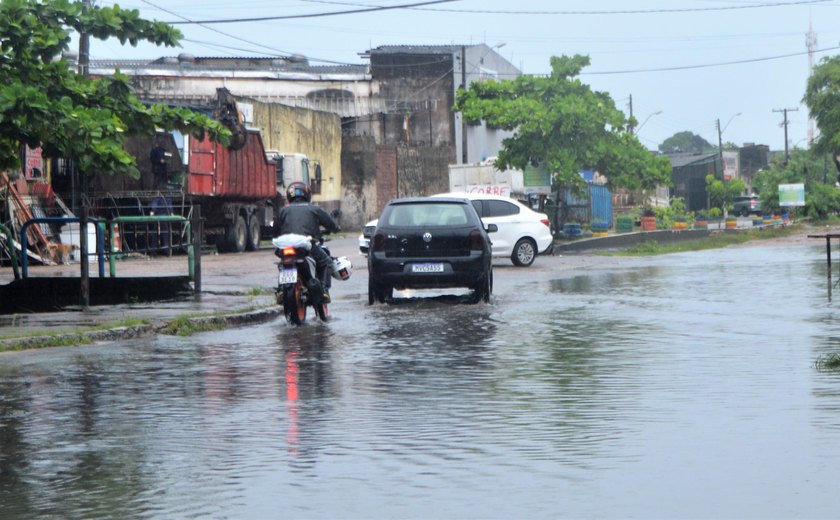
<box><xmin>273</xmin><ymin>182</ymin><xmax>339</xmax><ymax>302</ymax></box>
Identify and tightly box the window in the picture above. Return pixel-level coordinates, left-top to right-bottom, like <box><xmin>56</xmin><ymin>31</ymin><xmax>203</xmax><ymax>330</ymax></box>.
<box><xmin>471</xmin><ymin>200</ymin><xmax>483</xmax><ymax>217</ymax></box>
<box><xmin>484</xmin><ymin>200</ymin><xmax>519</xmax><ymax>218</ymax></box>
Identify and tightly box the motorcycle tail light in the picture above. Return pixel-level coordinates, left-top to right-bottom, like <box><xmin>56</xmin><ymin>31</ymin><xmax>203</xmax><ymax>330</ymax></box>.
<box><xmin>469</xmin><ymin>229</ymin><xmax>485</xmax><ymax>250</ymax></box>
<box><xmin>282</xmin><ymin>246</ymin><xmax>296</xmax><ymax>257</ymax></box>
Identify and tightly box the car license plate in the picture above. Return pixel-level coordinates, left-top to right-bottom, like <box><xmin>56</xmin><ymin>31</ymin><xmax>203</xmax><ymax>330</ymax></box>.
<box><xmin>278</xmin><ymin>268</ymin><xmax>297</xmax><ymax>285</ymax></box>
<box><xmin>412</xmin><ymin>263</ymin><xmax>444</xmax><ymax>273</ymax></box>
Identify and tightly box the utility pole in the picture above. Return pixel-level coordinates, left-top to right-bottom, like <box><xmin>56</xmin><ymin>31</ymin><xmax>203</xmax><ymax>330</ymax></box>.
<box><xmin>628</xmin><ymin>94</ymin><xmax>634</xmax><ymax>133</ymax></box>
<box><xmin>773</xmin><ymin>107</ymin><xmax>799</xmax><ymax>164</ymax></box>
<box><xmin>78</xmin><ymin>0</ymin><xmax>90</xmax><ymax>76</ymax></box>
<box><xmin>78</xmin><ymin>0</ymin><xmax>91</xmax><ymax>309</ymax></box>
<box><xmin>460</xmin><ymin>45</ymin><xmax>467</xmax><ymax>164</ymax></box>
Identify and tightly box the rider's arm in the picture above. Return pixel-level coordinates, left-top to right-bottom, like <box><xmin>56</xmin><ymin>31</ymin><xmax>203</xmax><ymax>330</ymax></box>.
<box><xmin>316</xmin><ymin>207</ymin><xmax>339</xmax><ymax>234</ymax></box>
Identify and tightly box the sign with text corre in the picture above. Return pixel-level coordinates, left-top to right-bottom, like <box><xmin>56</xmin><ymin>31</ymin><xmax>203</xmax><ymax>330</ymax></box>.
<box><xmin>467</xmin><ymin>184</ymin><xmax>511</xmax><ymax>197</ymax></box>
<box><xmin>778</xmin><ymin>183</ymin><xmax>805</xmax><ymax>207</ymax></box>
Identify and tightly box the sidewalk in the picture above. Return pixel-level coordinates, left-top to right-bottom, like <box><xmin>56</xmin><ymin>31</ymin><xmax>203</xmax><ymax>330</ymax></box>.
<box><xmin>0</xmin><ymin>235</ymin><xmax>361</xmax><ymax>346</ymax></box>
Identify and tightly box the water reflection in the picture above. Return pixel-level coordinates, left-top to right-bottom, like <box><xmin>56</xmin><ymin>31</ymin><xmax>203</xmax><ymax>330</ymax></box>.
<box><xmin>3</xmin><ymin>243</ymin><xmax>840</xmax><ymax>517</ymax></box>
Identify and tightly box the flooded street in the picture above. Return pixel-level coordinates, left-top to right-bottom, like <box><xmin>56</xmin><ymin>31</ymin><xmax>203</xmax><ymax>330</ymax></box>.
<box><xmin>3</xmin><ymin>240</ymin><xmax>840</xmax><ymax>518</ymax></box>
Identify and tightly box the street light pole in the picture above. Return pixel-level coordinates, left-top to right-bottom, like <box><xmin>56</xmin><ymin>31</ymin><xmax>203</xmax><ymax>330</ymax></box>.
<box><xmin>717</xmin><ymin>112</ymin><xmax>741</xmax><ymax>179</ymax></box>
<box><xmin>634</xmin><ymin>110</ymin><xmax>662</xmax><ymax>135</ymax></box>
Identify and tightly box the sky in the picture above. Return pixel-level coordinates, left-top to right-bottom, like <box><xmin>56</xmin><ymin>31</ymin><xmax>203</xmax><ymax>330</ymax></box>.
<box><xmin>75</xmin><ymin>0</ymin><xmax>840</xmax><ymax>153</ymax></box>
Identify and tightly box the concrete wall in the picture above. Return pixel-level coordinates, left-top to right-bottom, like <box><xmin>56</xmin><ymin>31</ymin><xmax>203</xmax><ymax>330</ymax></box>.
<box><xmin>340</xmin><ymin>136</ymin><xmax>378</xmax><ymax>229</ymax></box>
<box><xmin>396</xmin><ymin>146</ymin><xmax>452</xmax><ymax>198</ymax></box>
<box><xmin>370</xmin><ymin>53</ymin><xmax>457</xmax><ymax>150</ymax></box>
<box><xmin>249</xmin><ymin>100</ymin><xmax>342</xmax><ymax>209</ymax></box>
<box><xmin>338</xmin><ymin>142</ymin><xmax>455</xmax><ymax>228</ymax></box>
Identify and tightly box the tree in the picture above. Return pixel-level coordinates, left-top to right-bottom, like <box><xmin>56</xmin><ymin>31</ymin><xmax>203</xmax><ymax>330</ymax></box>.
<box><xmin>753</xmin><ymin>148</ymin><xmax>840</xmax><ymax>218</ymax></box>
<box><xmin>705</xmin><ymin>174</ymin><xmax>745</xmax><ymax>216</ymax></box>
<box><xmin>454</xmin><ymin>55</ymin><xmax>671</xmax><ymax>197</ymax></box>
<box><xmin>804</xmin><ymin>54</ymin><xmax>840</xmax><ymax>173</ymax></box>
<box><xmin>0</xmin><ymin>0</ymin><xmax>229</xmax><ymax>179</ymax></box>
<box><xmin>658</xmin><ymin>131</ymin><xmax>713</xmax><ymax>154</ymax></box>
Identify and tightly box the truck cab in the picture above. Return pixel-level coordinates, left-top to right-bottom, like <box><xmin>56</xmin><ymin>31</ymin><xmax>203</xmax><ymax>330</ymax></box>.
<box><xmin>266</xmin><ymin>151</ymin><xmax>311</xmax><ymax>195</ymax></box>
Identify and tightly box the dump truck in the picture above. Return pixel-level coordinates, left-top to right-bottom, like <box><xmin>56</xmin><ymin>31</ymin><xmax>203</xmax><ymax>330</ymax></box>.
<box><xmin>87</xmin><ymin>90</ymin><xmax>313</xmax><ymax>254</ymax></box>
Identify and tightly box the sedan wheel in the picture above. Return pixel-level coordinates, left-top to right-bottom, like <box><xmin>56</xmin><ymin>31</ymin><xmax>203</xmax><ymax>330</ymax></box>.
<box><xmin>512</xmin><ymin>238</ymin><xmax>536</xmax><ymax>267</ymax></box>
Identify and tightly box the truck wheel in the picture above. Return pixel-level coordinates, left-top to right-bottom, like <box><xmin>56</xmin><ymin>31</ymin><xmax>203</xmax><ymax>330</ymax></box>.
<box><xmin>225</xmin><ymin>215</ymin><xmax>247</xmax><ymax>253</ymax></box>
<box><xmin>246</xmin><ymin>214</ymin><xmax>261</xmax><ymax>251</ymax></box>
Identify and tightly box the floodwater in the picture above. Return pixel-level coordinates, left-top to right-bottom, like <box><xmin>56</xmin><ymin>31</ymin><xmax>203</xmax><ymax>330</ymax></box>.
<box><xmin>2</xmin><ymin>242</ymin><xmax>840</xmax><ymax>519</ymax></box>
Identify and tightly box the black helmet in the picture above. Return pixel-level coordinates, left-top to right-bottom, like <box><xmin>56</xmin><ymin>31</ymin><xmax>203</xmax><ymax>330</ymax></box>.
<box><xmin>286</xmin><ymin>182</ymin><xmax>311</xmax><ymax>203</ymax></box>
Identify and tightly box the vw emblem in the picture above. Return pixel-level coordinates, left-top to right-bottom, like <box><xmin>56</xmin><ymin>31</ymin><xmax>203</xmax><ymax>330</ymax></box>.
<box><xmin>422</xmin><ymin>232</ymin><xmax>432</xmax><ymax>243</ymax></box>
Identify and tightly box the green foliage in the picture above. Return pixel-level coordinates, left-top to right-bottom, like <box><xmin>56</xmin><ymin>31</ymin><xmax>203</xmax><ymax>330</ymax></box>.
<box><xmin>454</xmin><ymin>54</ymin><xmax>671</xmax><ymax>195</ymax></box>
<box><xmin>815</xmin><ymin>353</ymin><xmax>840</xmax><ymax>371</ymax></box>
<box><xmin>611</xmin><ymin>224</ymin><xmax>798</xmax><ymax>256</ymax></box>
<box><xmin>705</xmin><ymin>175</ymin><xmax>745</xmax><ymax>215</ymax></box>
<box><xmin>753</xmin><ymin>148</ymin><xmax>840</xmax><ymax>217</ymax></box>
<box><xmin>0</xmin><ymin>0</ymin><xmax>230</xmax><ymax>178</ymax></box>
<box><xmin>652</xmin><ymin>196</ymin><xmax>692</xmax><ymax>229</ymax></box>
<box><xmin>658</xmin><ymin>131</ymin><xmax>714</xmax><ymax>154</ymax></box>
<box><xmin>804</xmin><ymin>55</ymin><xmax>840</xmax><ymax>161</ymax></box>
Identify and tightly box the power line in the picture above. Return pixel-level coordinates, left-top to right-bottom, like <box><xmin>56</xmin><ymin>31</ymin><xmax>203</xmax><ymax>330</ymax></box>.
<box><xmin>164</xmin><ymin>0</ymin><xmax>459</xmax><ymax>25</ymax></box>
<box><xmin>580</xmin><ymin>45</ymin><xmax>840</xmax><ymax>75</ymax></box>
<box><xmin>301</xmin><ymin>0</ymin><xmax>832</xmax><ymax>15</ymax></box>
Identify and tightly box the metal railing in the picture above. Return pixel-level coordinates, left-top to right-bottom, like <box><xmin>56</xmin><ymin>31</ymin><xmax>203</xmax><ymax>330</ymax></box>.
<box><xmin>20</xmin><ymin>217</ymin><xmax>106</xmax><ymax>278</ymax></box>
<box><xmin>109</xmin><ymin>215</ymin><xmax>194</xmax><ymax>280</ymax></box>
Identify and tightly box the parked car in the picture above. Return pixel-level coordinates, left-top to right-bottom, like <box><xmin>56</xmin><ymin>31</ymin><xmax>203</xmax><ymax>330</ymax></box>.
<box><xmin>733</xmin><ymin>195</ymin><xmax>762</xmax><ymax>216</ymax></box>
<box><xmin>367</xmin><ymin>197</ymin><xmax>496</xmax><ymax>304</ymax></box>
<box><xmin>359</xmin><ymin>192</ymin><xmax>553</xmax><ymax>267</ymax></box>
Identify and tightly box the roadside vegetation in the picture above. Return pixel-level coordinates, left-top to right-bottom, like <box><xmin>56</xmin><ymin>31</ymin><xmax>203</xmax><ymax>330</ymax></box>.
<box><xmin>815</xmin><ymin>353</ymin><xmax>840</xmax><ymax>371</ymax></box>
<box><xmin>607</xmin><ymin>225</ymin><xmax>800</xmax><ymax>256</ymax></box>
<box><xmin>0</xmin><ymin>318</ymin><xmax>150</xmax><ymax>352</ymax></box>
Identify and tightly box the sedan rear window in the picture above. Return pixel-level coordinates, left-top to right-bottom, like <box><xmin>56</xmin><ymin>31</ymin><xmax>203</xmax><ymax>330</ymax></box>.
<box><xmin>385</xmin><ymin>203</ymin><xmax>470</xmax><ymax>227</ymax></box>
<box><xmin>484</xmin><ymin>200</ymin><xmax>520</xmax><ymax>217</ymax></box>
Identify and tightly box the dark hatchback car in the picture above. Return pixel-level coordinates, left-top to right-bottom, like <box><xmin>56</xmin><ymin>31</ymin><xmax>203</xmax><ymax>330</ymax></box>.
<box><xmin>733</xmin><ymin>195</ymin><xmax>762</xmax><ymax>216</ymax></box>
<box><xmin>368</xmin><ymin>197</ymin><xmax>496</xmax><ymax>304</ymax></box>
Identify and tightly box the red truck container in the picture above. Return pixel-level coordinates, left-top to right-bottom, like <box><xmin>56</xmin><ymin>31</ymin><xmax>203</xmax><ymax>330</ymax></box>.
<box><xmin>91</xmin><ymin>128</ymin><xmax>279</xmax><ymax>253</ymax></box>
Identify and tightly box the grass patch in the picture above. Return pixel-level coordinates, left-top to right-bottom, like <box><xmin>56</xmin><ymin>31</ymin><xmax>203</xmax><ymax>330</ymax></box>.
<box><xmin>0</xmin><ymin>318</ymin><xmax>151</xmax><ymax>352</ymax></box>
<box><xmin>244</xmin><ymin>286</ymin><xmax>273</xmax><ymax>297</ymax></box>
<box><xmin>158</xmin><ymin>305</ymin><xmax>269</xmax><ymax>336</ymax></box>
<box><xmin>160</xmin><ymin>315</ymin><xmax>227</xmax><ymax>336</ymax></box>
<box><xmin>816</xmin><ymin>353</ymin><xmax>840</xmax><ymax>371</ymax></box>
<box><xmin>605</xmin><ymin>225</ymin><xmax>799</xmax><ymax>257</ymax></box>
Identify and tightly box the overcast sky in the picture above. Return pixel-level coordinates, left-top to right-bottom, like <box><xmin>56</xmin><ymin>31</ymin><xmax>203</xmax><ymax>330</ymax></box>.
<box><xmin>78</xmin><ymin>0</ymin><xmax>840</xmax><ymax>152</ymax></box>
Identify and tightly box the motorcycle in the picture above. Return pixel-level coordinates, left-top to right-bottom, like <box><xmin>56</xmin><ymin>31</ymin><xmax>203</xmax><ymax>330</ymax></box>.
<box><xmin>272</xmin><ymin>233</ymin><xmax>352</xmax><ymax>325</ymax></box>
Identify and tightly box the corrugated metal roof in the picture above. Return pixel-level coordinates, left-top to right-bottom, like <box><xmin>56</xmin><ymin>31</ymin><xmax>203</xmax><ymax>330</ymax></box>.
<box><xmin>363</xmin><ymin>44</ymin><xmax>489</xmax><ymax>56</ymax></box>
<box><xmin>89</xmin><ymin>57</ymin><xmax>368</xmax><ymax>76</ymax></box>
<box><xmin>667</xmin><ymin>152</ymin><xmax>718</xmax><ymax>168</ymax></box>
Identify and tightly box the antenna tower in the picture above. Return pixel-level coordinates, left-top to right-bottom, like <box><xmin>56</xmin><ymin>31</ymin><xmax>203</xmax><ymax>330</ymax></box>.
<box><xmin>806</xmin><ymin>19</ymin><xmax>817</xmax><ymax>146</ymax></box>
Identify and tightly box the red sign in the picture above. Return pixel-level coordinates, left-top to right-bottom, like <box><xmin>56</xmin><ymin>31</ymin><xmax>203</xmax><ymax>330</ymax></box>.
<box><xmin>24</xmin><ymin>145</ymin><xmax>43</xmax><ymax>179</ymax></box>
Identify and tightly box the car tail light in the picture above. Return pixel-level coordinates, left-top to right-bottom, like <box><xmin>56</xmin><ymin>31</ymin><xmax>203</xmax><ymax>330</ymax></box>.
<box><xmin>469</xmin><ymin>229</ymin><xmax>485</xmax><ymax>250</ymax></box>
<box><xmin>372</xmin><ymin>232</ymin><xmax>386</xmax><ymax>251</ymax></box>
<box><xmin>540</xmin><ymin>218</ymin><xmax>550</xmax><ymax>228</ymax></box>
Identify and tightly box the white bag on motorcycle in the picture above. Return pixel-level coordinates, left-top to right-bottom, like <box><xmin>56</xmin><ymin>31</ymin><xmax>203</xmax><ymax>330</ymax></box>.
<box><xmin>272</xmin><ymin>233</ymin><xmax>312</xmax><ymax>250</ymax></box>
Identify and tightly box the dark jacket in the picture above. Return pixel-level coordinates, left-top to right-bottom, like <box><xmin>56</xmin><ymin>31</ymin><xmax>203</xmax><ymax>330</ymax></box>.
<box><xmin>274</xmin><ymin>202</ymin><xmax>338</xmax><ymax>241</ymax></box>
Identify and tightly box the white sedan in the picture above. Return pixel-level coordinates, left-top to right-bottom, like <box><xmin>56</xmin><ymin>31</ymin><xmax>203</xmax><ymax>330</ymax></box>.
<box><xmin>359</xmin><ymin>192</ymin><xmax>553</xmax><ymax>267</ymax></box>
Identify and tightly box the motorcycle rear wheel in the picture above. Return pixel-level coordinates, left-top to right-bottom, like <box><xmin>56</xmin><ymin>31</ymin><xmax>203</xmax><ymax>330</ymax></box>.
<box><xmin>283</xmin><ymin>281</ymin><xmax>307</xmax><ymax>325</ymax></box>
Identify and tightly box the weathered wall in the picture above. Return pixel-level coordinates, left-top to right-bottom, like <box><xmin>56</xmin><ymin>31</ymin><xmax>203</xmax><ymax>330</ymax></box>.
<box><xmin>340</xmin><ymin>136</ymin><xmax>378</xmax><ymax>229</ymax></box>
<box><xmin>396</xmin><ymin>146</ymin><xmax>452</xmax><ymax>198</ymax></box>
<box><xmin>376</xmin><ymin>145</ymin><xmax>398</xmax><ymax>215</ymax></box>
<box><xmin>249</xmin><ymin>100</ymin><xmax>342</xmax><ymax>210</ymax></box>
<box><xmin>370</xmin><ymin>53</ymin><xmax>456</xmax><ymax>149</ymax></box>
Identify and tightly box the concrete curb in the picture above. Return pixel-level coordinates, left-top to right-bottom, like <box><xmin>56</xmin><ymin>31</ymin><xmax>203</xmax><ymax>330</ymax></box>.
<box><xmin>155</xmin><ymin>306</ymin><xmax>283</xmax><ymax>334</ymax></box>
<box><xmin>0</xmin><ymin>306</ymin><xmax>284</xmax><ymax>351</ymax></box>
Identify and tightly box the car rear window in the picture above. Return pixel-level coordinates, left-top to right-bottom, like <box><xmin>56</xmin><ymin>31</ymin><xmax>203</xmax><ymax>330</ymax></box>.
<box><xmin>484</xmin><ymin>200</ymin><xmax>520</xmax><ymax>217</ymax></box>
<box><xmin>385</xmin><ymin>203</ymin><xmax>470</xmax><ymax>227</ymax></box>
